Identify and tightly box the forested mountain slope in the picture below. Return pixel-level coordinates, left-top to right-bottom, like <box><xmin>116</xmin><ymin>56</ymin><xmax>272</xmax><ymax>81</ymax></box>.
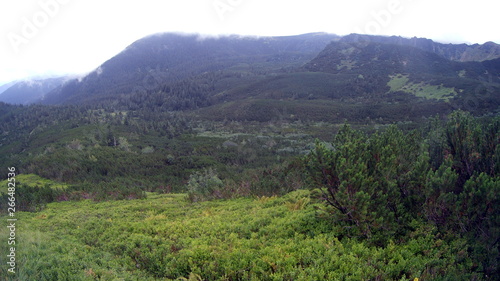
<box><xmin>341</xmin><ymin>34</ymin><xmax>500</xmax><ymax>62</ymax></box>
<box><xmin>42</xmin><ymin>33</ymin><xmax>338</xmax><ymax>105</ymax></box>
<box><xmin>303</xmin><ymin>39</ymin><xmax>500</xmax><ymax>115</ymax></box>
<box><xmin>27</xmin><ymin>35</ymin><xmax>497</xmax><ymax>128</ymax></box>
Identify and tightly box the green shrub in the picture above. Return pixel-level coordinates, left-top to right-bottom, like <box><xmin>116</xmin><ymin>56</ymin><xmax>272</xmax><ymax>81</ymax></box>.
<box><xmin>187</xmin><ymin>168</ymin><xmax>224</xmax><ymax>202</ymax></box>
<box><xmin>304</xmin><ymin>124</ymin><xmax>429</xmax><ymax>244</ymax></box>
<box><xmin>0</xmin><ymin>182</ymin><xmax>62</xmax><ymax>213</ymax></box>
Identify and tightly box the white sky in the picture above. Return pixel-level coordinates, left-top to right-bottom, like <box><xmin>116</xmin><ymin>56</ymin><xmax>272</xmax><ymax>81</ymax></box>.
<box><xmin>1</xmin><ymin>0</ymin><xmax>499</xmax><ymax>85</ymax></box>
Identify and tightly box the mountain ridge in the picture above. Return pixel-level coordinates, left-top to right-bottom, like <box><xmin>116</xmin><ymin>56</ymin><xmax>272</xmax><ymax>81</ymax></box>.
<box><xmin>41</xmin><ymin>33</ymin><xmax>500</xmax><ymax>107</ymax></box>
<box><xmin>29</xmin><ymin>32</ymin><xmax>500</xmax><ymax>120</ymax></box>
<box><xmin>340</xmin><ymin>34</ymin><xmax>500</xmax><ymax>62</ymax></box>
<box><xmin>42</xmin><ymin>32</ymin><xmax>339</xmax><ymax>105</ymax></box>
<box><xmin>0</xmin><ymin>76</ymin><xmax>69</xmax><ymax>105</ymax></box>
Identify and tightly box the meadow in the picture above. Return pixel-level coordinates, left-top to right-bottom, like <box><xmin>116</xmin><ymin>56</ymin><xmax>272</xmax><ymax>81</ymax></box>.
<box><xmin>0</xmin><ymin>190</ymin><xmax>471</xmax><ymax>280</ymax></box>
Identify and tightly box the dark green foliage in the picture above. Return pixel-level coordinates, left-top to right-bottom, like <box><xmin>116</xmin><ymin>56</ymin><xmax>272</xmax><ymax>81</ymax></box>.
<box><xmin>186</xmin><ymin>160</ymin><xmax>307</xmax><ymax>202</ymax></box>
<box><xmin>0</xmin><ymin>180</ymin><xmax>145</xmax><ymax>214</ymax></box>
<box><xmin>186</xmin><ymin>168</ymin><xmax>224</xmax><ymax>202</ymax></box>
<box><xmin>245</xmin><ymin>159</ymin><xmax>306</xmax><ymax>197</ymax></box>
<box><xmin>305</xmin><ymin>124</ymin><xmax>429</xmax><ymax>243</ymax></box>
<box><xmin>0</xmin><ymin>182</ymin><xmax>62</xmax><ymax>212</ymax></box>
<box><xmin>67</xmin><ymin>179</ymin><xmax>147</xmax><ymax>201</ymax></box>
<box><xmin>0</xmin><ymin>110</ymin><xmax>498</xmax><ymax>280</ymax></box>
<box><xmin>445</xmin><ymin>111</ymin><xmax>500</xmax><ymax>182</ymax></box>
<box><xmin>304</xmin><ymin>111</ymin><xmax>500</xmax><ymax>277</ymax></box>
<box><xmin>424</xmin><ymin>112</ymin><xmax>500</xmax><ymax>277</ymax></box>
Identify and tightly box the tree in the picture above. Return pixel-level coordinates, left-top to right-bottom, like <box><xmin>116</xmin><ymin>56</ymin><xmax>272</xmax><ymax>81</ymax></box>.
<box><xmin>186</xmin><ymin>168</ymin><xmax>224</xmax><ymax>202</ymax></box>
<box><xmin>305</xmin><ymin>124</ymin><xmax>428</xmax><ymax>243</ymax></box>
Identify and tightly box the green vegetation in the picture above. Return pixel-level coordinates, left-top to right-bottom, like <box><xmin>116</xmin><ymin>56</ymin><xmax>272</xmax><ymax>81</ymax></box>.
<box><xmin>0</xmin><ymin>191</ymin><xmax>487</xmax><ymax>280</ymax></box>
<box><xmin>387</xmin><ymin>74</ymin><xmax>411</xmax><ymax>91</ymax></box>
<box><xmin>0</xmin><ymin>111</ymin><xmax>498</xmax><ymax>280</ymax></box>
<box><xmin>1</xmin><ymin>34</ymin><xmax>499</xmax><ymax>280</ymax></box>
<box><xmin>388</xmin><ymin>74</ymin><xmax>458</xmax><ymax>102</ymax></box>
<box><xmin>0</xmin><ymin>174</ymin><xmax>68</xmax><ymax>190</ymax></box>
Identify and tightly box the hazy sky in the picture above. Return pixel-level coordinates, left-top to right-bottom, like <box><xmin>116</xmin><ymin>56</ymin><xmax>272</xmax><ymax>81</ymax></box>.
<box><xmin>1</xmin><ymin>0</ymin><xmax>499</xmax><ymax>85</ymax></box>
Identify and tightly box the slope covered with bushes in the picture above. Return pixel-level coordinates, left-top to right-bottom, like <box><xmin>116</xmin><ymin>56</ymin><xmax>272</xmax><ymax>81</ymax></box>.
<box><xmin>1</xmin><ymin>111</ymin><xmax>498</xmax><ymax>280</ymax></box>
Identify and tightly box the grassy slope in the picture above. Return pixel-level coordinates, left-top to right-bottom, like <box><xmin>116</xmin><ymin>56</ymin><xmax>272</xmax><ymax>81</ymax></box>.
<box><xmin>0</xmin><ymin>190</ymin><xmax>468</xmax><ymax>280</ymax></box>
<box><xmin>388</xmin><ymin>74</ymin><xmax>458</xmax><ymax>102</ymax></box>
<box><xmin>0</xmin><ymin>174</ymin><xmax>68</xmax><ymax>190</ymax></box>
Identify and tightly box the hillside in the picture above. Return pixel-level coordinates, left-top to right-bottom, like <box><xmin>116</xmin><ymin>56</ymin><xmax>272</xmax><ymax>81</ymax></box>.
<box><xmin>305</xmin><ymin>39</ymin><xmax>500</xmax><ymax>81</ymax></box>
<box><xmin>303</xmin><ymin>40</ymin><xmax>500</xmax><ymax>115</ymax></box>
<box><xmin>1</xmin><ymin>33</ymin><xmax>499</xmax><ymax>184</ymax></box>
<box><xmin>191</xmin><ymin>40</ymin><xmax>500</xmax><ymax>122</ymax></box>
<box><xmin>42</xmin><ymin>33</ymin><xmax>339</xmax><ymax>105</ymax></box>
<box><xmin>0</xmin><ymin>190</ymin><xmax>470</xmax><ymax>280</ymax></box>
<box><xmin>341</xmin><ymin>34</ymin><xmax>500</xmax><ymax>62</ymax></box>
<box><xmin>40</xmin><ymin>33</ymin><xmax>500</xmax><ymax>118</ymax></box>
<box><xmin>1</xmin><ymin>112</ymin><xmax>499</xmax><ymax>280</ymax></box>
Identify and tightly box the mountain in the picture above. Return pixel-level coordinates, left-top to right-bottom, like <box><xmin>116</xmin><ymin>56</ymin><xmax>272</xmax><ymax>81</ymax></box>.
<box><xmin>195</xmin><ymin>38</ymin><xmax>500</xmax><ymax>121</ymax></box>
<box><xmin>341</xmin><ymin>34</ymin><xmax>500</xmax><ymax>62</ymax></box>
<box><xmin>304</xmin><ymin>39</ymin><xmax>500</xmax><ymax>80</ymax></box>
<box><xmin>300</xmin><ymin>39</ymin><xmax>500</xmax><ymax>114</ymax></box>
<box><xmin>43</xmin><ymin>33</ymin><xmax>500</xmax><ymax>109</ymax></box>
<box><xmin>0</xmin><ymin>77</ymin><xmax>69</xmax><ymax>105</ymax></box>
<box><xmin>0</xmin><ymin>81</ymin><xmax>17</xmax><ymax>95</ymax></box>
<box><xmin>42</xmin><ymin>32</ymin><xmax>339</xmax><ymax>105</ymax></box>
<box><xmin>38</xmin><ymin>32</ymin><xmax>500</xmax><ymax>121</ymax></box>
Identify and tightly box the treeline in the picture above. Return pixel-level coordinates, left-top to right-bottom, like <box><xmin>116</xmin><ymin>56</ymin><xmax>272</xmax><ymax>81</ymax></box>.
<box><xmin>118</xmin><ymin>71</ymin><xmax>230</xmax><ymax>112</ymax></box>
